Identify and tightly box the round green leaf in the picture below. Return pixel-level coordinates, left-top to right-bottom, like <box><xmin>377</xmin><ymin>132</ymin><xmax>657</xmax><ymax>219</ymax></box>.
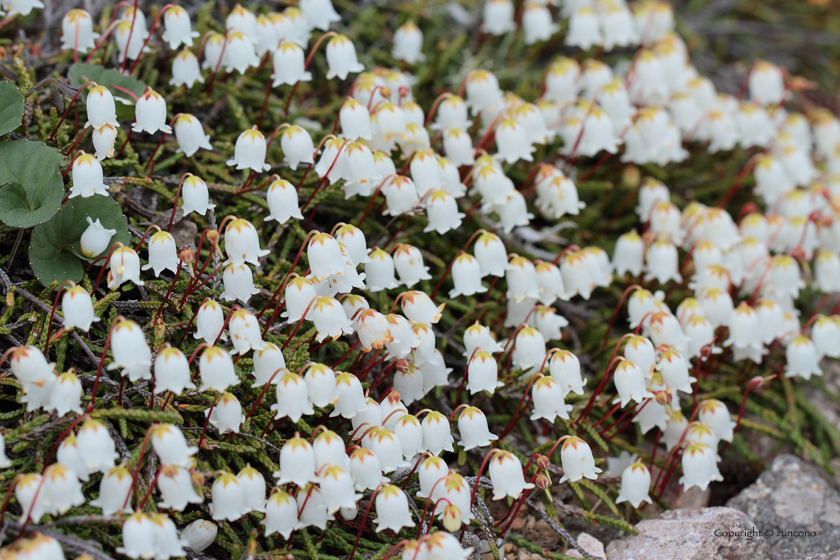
<box><xmin>0</xmin><ymin>140</ymin><xmax>65</xmax><ymax>228</ymax></box>
<box><xmin>68</xmin><ymin>63</ymin><xmax>146</xmax><ymax>120</ymax></box>
<box><xmin>0</xmin><ymin>81</ymin><xmax>24</xmax><ymax>136</ymax></box>
<box><xmin>29</xmin><ymin>196</ymin><xmax>131</xmax><ymax>287</ymax></box>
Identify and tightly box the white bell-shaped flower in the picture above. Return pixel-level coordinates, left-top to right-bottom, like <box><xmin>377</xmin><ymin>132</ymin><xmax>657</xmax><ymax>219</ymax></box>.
<box><xmin>511</xmin><ymin>327</ymin><xmax>546</xmax><ymax>373</ymax></box>
<box><xmin>392</xmin><ymin>20</ymin><xmax>425</xmax><ymax>63</ymax></box>
<box><xmin>107</xmin><ymin>318</ymin><xmax>152</xmax><ymax>381</ymax></box>
<box><xmin>393</xmin><ymin>244</ymin><xmax>432</xmax><ymax>287</ymax></box>
<box><xmin>465</xmin><ymin>70</ymin><xmax>504</xmax><ymax>115</ymax></box>
<box><xmin>118</xmin><ymin>512</ymin><xmax>156</xmax><ymax>559</ymax></box>
<box><xmin>170</xmin><ymin>48</ymin><xmax>205</xmax><ymax>88</ymax></box>
<box><xmin>331</xmin><ymin>372</ymin><xmax>368</xmax><ymax>418</ymax></box>
<box><xmin>262</xmin><ymin>490</ymin><xmax>302</xmax><ymax>539</ymax></box>
<box><xmin>210</xmin><ymin>473</ymin><xmax>246</xmax><ymax>521</ymax></box>
<box><xmin>181</xmin><ymin>174</ymin><xmax>215</xmax><ymax>216</ymax></box>
<box><xmin>613</xmin><ymin>361</ymin><xmax>654</xmax><ymax>407</ymax></box>
<box><xmin>107</xmin><ymin>246</ymin><xmax>145</xmax><ymax>290</ymax></box>
<box><xmin>227</xmin><ymin>127</ymin><xmax>271</xmax><ymax>172</ymax></box>
<box><xmin>458</xmin><ymin>406</ymin><xmax>497</xmax><ymax>450</ymax></box>
<box><xmin>474</xmin><ymin>232</ymin><xmax>508</xmax><ymax>277</ymax></box>
<box><xmin>263</xmin><ymin>178</ymin><xmax>303</xmax><ymax>224</ymax></box>
<box><xmin>724</xmin><ymin>302</ymin><xmax>765</xmax><ymax>363</ymax></box>
<box><xmin>173</xmin><ymin>114</ymin><xmax>212</xmax><ymax>156</ymax></box>
<box><xmin>252</xmin><ymin>342</ymin><xmax>286</xmax><ymax>387</ymax></box>
<box><xmin>157</xmin><ymin>464</ymin><xmax>202</xmax><ymax>511</ymax></box>
<box><xmin>194</xmin><ymin>299</ymin><xmax>227</xmax><ymax>343</ymax></box>
<box><xmin>297</xmin><ymin>483</ymin><xmax>334</xmax><ymax>530</ymax></box>
<box><xmin>364</xmin><ymin>428</ymin><xmax>407</xmax><ymax>473</ymax></box>
<box><xmin>356</xmin><ymin>309</ymin><xmax>393</xmax><ymax>352</ymax></box>
<box><xmin>162</xmin><ymin>5</ymin><xmax>198</xmax><ymax>48</ymax></box>
<box><xmin>657</xmin><ymin>349</ymin><xmax>695</xmax><ymax>394</ymax></box>
<box><xmin>623</xmin><ymin>335</ymin><xmax>656</xmax><ymax>377</ymax></box>
<box><xmin>150</xmin><ymin>513</ymin><xmax>187</xmax><ymax>560</ymax></box>
<box><xmin>399</xmin><ymin>290</ymin><xmax>443</xmax><ymax>325</ymax></box>
<box><xmin>61</xmin><ymin>9</ymin><xmax>99</xmax><ymax>52</ymax></box>
<box><xmin>506</xmin><ymin>256</ymin><xmax>540</xmax><ymax>302</ymax></box>
<box><xmin>784</xmin><ymin>335</ymin><xmax>822</xmax><ymax>380</ymax></box>
<box><xmin>271</xmin><ymin>41</ymin><xmax>311</xmax><ymax>87</ymax></box>
<box><xmin>271</xmin><ymin>371</ymin><xmax>315</xmax><ymax>422</ymax></box>
<box><xmin>48</xmin><ymin>371</ymin><xmax>83</xmax><ymax>416</ymax></box>
<box><xmin>663</xmin><ymin>408</ymin><xmax>688</xmax><ymax>451</ymax></box>
<box><xmin>349</xmin><ymin>447</ymin><xmax>386</xmax><ymax>491</ymax></box>
<box><xmin>228</xmin><ymin>308</ymin><xmax>266</xmax><ymax>355</ymax></box>
<box><xmin>421</xmin><ymin>411</ymin><xmax>454</xmax><ymax>455</ymax></box>
<box><xmin>275</xmin><ymin>435</ymin><xmax>317</xmax><ymax>487</ymax></box>
<box><xmin>313</xmin><ymin>430</ymin><xmax>349</xmax><ymax>471</ymax></box>
<box><xmin>151</xmin><ymin>423</ymin><xmax>197</xmax><ymax>467</ymax></box>
<box><xmin>567</xmin><ymin>7</ymin><xmax>602</xmax><ymax>50</ymax></box>
<box><xmin>549</xmin><ymin>350</ymin><xmax>586</xmax><ymax>397</ymax></box>
<box><xmin>304</xmin><ymin>363</ymin><xmax>337</xmax><ymax>408</ymax></box>
<box><xmin>372</xmin><ymin>484</ymin><xmax>414</xmax><ymax>532</ymax></box>
<box><xmin>522</xmin><ymin>1</ymin><xmax>558</xmax><ymax>45</ymax></box>
<box><xmin>77</xmin><ymin>419</ymin><xmax>118</xmax><ymax>473</ymax></box>
<box><xmin>225</xmin><ymin>217</ymin><xmax>269</xmax><ymax>267</ymax></box>
<box><xmin>57</xmin><ymin>436</ymin><xmax>88</xmax><ymax>481</ymax></box>
<box><xmin>680</xmin><ymin>442</ymin><xmax>723</xmax><ymax>491</ymax></box>
<box><xmin>482</xmin><ymin>0</ymin><xmax>515</xmax><ymax>35</ymax></box>
<box><xmin>416</xmin><ymin>456</ymin><xmax>448</xmax><ymax>499</ymax></box>
<box><xmin>495</xmin><ymin>118</ymin><xmax>534</xmax><ymax>164</ymax></box>
<box><xmin>279</xmin><ymin>125</ymin><xmax>315</xmax><ymax>170</ymax></box>
<box><xmin>198</xmin><ymin>346</ymin><xmax>238</xmax><ymax>392</ymax></box>
<box><xmin>310</xmin><ymin>296</ymin><xmax>354</xmax><ymax>342</ymax></box>
<box><xmin>530</xmin><ymin>376</ymin><xmax>571</xmax><ymax>421</ymax></box>
<box><xmin>90</xmin><ymin>465</ymin><xmax>132</xmax><ymax>514</ymax></box>
<box><xmin>603</xmin><ymin>3</ymin><xmax>639</xmax><ymax>50</ymax></box>
<box><xmin>698</xmin><ymin>399</ymin><xmax>736</xmax><ymax>442</ymax></box>
<box><xmin>299</xmin><ymin>0</ymin><xmax>341</xmax><ymax>31</ymax></box>
<box><xmin>336</xmin><ymin>100</ymin><xmax>372</xmax><ymax>143</ymax></box>
<box><xmin>488</xmin><ymin>450</ymin><xmax>534</xmax><ymax>500</ymax></box>
<box><xmin>326</xmin><ymin>35</ymin><xmax>364</xmax><ymax>80</ymax></box>
<box><xmin>114</xmin><ymin>17</ymin><xmax>149</xmax><ymax>60</ymax></box>
<box><xmin>749</xmin><ymin>60</ymin><xmax>786</xmax><ymax>106</ymax></box>
<box><xmin>141</xmin><ymin>230</ymin><xmax>179</xmax><ymax>277</ymax></box>
<box><xmin>206</xmin><ymin>392</ymin><xmax>244</xmax><ymax>433</ymax></box>
<box><xmin>237</xmin><ymin>465</ymin><xmax>267</xmax><ymax>513</ymax></box>
<box><xmin>645</xmin><ymin>239</ymin><xmax>682</xmax><ymax>284</ymax></box>
<box><xmin>42</xmin><ymin>463</ymin><xmax>85</xmax><ymax>515</ymax></box>
<box><xmin>69</xmin><ymin>152</ymin><xmax>109</xmax><ymax>198</ymax></box>
<box><xmin>561</xmin><ymin>250</ymin><xmax>596</xmax><ymax>300</ymax></box>
<box><xmin>429</xmin><ymin>471</ymin><xmax>473</xmax><ymax>523</ymax></box>
<box><xmin>85</xmin><ymin>85</ymin><xmax>119</xmax><ymax>129</ymax></box>
<box><xmin>283</xmin><ymin>276</ymin><xmax>318</xmax><ymax>322</ymax></box>
<box><xmin>61</xmin><ymin>284</ymin><xmax>98</xmax><ymax>332</ymax></box>
<box><xmin>559</xmin><ymin>436</ymin><xmax>601</xmax><ymax>482</ymax></box>
<box><xmin>16</xmin><ymin>473</ymin><xmax>48</xmax><ymax>523</ymax></box>
<box><xmin>615</xmin><ymin>462</ymin><xmax>653</xmax><ymax>508</ymax></box>
<box><xmin>222</xmin><ymin>31</ymin><xmax>260</xmax><ymax>74</ymax></box>
<box><xmin>92</xmin><ymin>124</ymin><xmax>118</xmax><ymax>160</ymax></box>
<box><xmin>308</xmin><ymin>232</ymin><xmax>345</xmax><ymax>279</ymax></box>
<box><xmin>132</xmin><ymin>88</ymin><xmax>171</xmax><ymax>134</ymax></box>
<box><xmin>442</xmin><ymin>253</ymin><xmax>486</xmax><ymax>299</ymax></box>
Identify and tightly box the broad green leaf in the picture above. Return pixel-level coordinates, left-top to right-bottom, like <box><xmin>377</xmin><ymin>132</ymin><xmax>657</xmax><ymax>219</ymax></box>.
<box><xmin>67</xmin><ymin>62</ymin><xmax>147</xmax><ymax>120</ymax></box>
<box><xmin>29</xmin><ymin>196</ymin><xmax>130</xmax><ymax>287</ymax></box>
<box><xmin>0</xmin><ymin>140</ymin><xmax>65</xmax><ymax>228</ymax></box>
<box><xmin>0</xmin><ymin>81</ymin><xmax>24</xmax><ymax>135</ymax></box>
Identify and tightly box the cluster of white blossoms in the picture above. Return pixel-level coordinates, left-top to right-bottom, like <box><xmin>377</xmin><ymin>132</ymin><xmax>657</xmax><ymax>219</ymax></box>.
<box><xmin>2</xmin><ymin>0</ymin><xmax>840</xmax><ymax>558</ymax></box>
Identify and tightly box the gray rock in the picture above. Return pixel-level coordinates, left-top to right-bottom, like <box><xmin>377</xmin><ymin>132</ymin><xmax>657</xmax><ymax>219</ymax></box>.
<box><xmin>605</xmin><ymin>507</ymin><xmax>768</xmax><ymax>560</ymax></box>
<box><xmin>800</xmin><ymin>553</ymin><xmax>840</xmax><ymax>560</ymax></box>
<box><xmin>726</xmin><ymin>454</ymin><xmax>840</xmax><ymax>560</ymax></box>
